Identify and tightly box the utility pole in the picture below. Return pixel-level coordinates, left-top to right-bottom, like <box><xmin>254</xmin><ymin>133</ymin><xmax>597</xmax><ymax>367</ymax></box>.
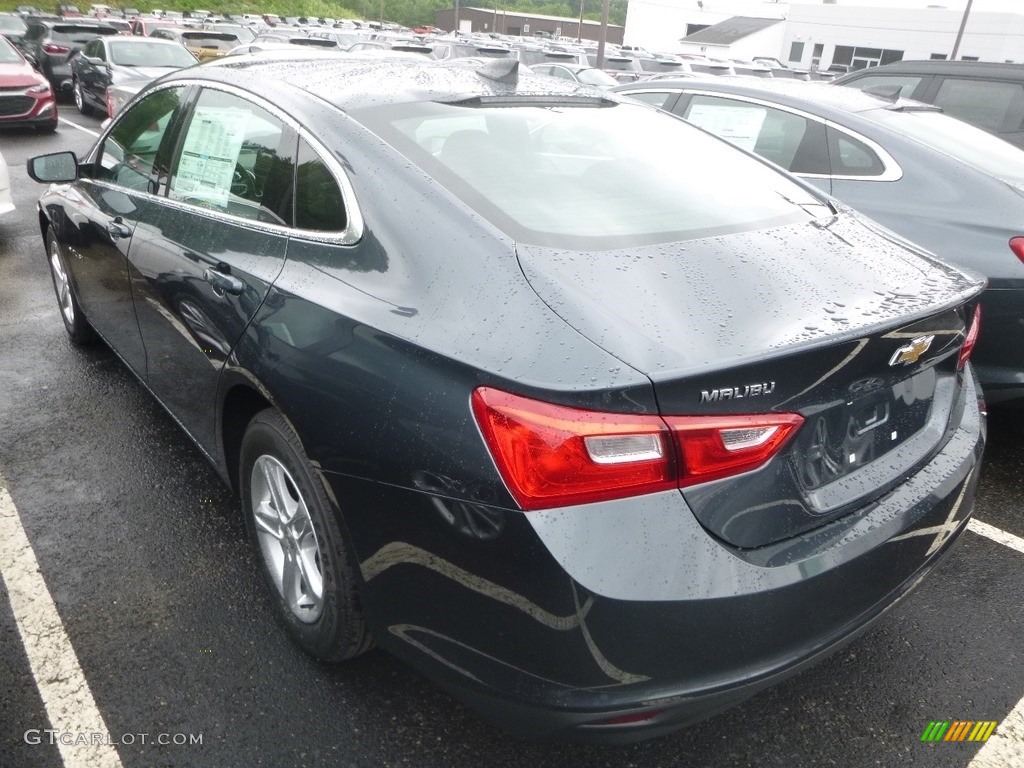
<box><xmin>577</xmin><ymin>0</ymin><xmax>584</xmax><ymax>43</ymax></box>
<box><xmin>950</xmin><ymin>0</ymin><xmax>974</xmax><ymax>61</ymax></box>
<box><xmin>595</xmin><ymin>0</ymin><xmax>610</xmax><ymax>68</ymax></box>
<box><xmin>454</xmin><ymin>0</ymin><xmax>460</xmax><ymax>33</ymax></box>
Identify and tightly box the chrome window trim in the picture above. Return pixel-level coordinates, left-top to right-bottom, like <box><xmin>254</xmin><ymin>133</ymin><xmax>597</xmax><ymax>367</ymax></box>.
<box><xmin>622</xmin><ymin>87</ymin><xmax>904</xmax><ymax>183</ymax></box>
<box><xmin>89</xmin><ymin>79</ymin><xmax>364</xmax><ymax>245</ymax></box>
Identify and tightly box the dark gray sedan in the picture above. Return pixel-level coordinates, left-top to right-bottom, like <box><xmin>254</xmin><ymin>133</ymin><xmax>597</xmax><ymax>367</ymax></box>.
<box><xmin>70</xmin><ymin>35</ymin><xmax>197</xmax><ymax>116</ymax></box>
<box><xmin>614</xmin><ymin>77</ymin><xmax>1024</xmax><ymax>406</ymax></box>
<box><xmin>28</xmin><ymin>56</ymin><xmax>985</xmax><ymax>742</ymax></box>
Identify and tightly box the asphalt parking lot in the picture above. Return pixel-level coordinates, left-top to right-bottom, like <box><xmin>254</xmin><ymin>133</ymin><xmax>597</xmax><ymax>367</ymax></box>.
<box><xmin>1</xmin><ymin>105</ymin><xmax>1023</xmax><ymax>768</ymax></box>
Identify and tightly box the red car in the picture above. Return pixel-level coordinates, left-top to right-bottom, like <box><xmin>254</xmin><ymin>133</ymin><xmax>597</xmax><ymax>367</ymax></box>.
<box><xmin>0</xmin><ymin>34</ymin><xmax>57</xmax><ymax>132</ymax></box>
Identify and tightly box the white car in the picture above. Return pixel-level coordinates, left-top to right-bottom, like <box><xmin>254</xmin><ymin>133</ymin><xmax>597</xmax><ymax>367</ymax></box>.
<box><xmin>0</xmin><ymin>149</ymin><xmax>14</xmax><ymax>216</ymax></box>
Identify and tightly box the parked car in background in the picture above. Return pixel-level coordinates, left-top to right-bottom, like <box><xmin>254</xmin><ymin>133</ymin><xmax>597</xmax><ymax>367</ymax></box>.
<box><xmin>128</xmin><ymin>16</ymin><xmax>177</xmax><ymax>36</ymax></box>
<box><xmin>28</xmin><ymin>54</ymin><xmax>986</xmax><ymax>742</ymax></box>
<box><xmin>19</xmin><ymin>18</ymin><xmax>118</xmax><ymax>92</ymax></box>
<box><xmin>70</xmin><ymin>35</ymin><xmax>196</xmax><ymax>115</ymax></box>
<box><xmin>148</xmin><ymin>27</ymin><xmax>239</xmax><ymax>61</ymax></box>
<box><xmin>834</xmin><ymin>60</ymin><xmax>1024</xmax><ymax>149</ymax></box>
<box><xmin>530</xmin><ymin>62</ymin><xmax>618</xmax><ymax>88</ymax></box>
<box><xmin>614</xmin><ymin>77</ymin><xmax>1024</xmax><ymax>405</ymax></box>
<box><xmin>0</xmin><ymin>11</ymin><xmax>29</xmax><ymax>46</ymax></box>
<box><xmin>0</xmin><ymin>149</ymin><xmax>13</xmax><ymax>216</ymax></box>
<box><xmin>0</xmin><ymin>33</ymin><xmax>57</xmax><ymax>131</ymax></box>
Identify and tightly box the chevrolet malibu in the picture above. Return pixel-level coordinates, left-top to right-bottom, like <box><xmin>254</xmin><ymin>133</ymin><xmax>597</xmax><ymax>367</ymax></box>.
<box><xmin>28</xmin><ymin>55</ymin><xmax>986</xmax><ymax>741</ymax></box>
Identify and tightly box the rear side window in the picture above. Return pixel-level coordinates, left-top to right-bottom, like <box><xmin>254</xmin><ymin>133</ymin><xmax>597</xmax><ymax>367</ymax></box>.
<box><xmin>841</xmin><ymin>74</ymin><xmax>922</xmax><ymax>99</ymax></box>
<box><xmin>932</xmin><ymin>78</ymin><xmax>1024</xmax><ymax>133</ymax></box>
<box><xmin>624</xmin><ymin>90</ymin><xmax>675</xmax><ymax>109</ymax></box>
<box><xmin>295</xmin><ymin>139</ymin><xmax>346</xmax><ymax>232</ymax></box>
<box><xmin>826</xmin><ymin>126</ymin><xmax>886</xmax><ymax>177</ymax></box>
<box><xmin>169</xmin><ymin>89</ymin><xmax>293</xmax><ymax>224</ymax></box>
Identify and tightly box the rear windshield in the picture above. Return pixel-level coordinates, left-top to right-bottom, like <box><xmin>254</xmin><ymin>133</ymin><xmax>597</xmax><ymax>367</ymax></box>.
<box><xmin>52</xmin><ymin>25</ymin><xmax>118</xmax><ymax>42</ymax></box>
<box><xmin>109</xmin><ymin>40</ymin><xmax>197</xmax><ymax>67</ymax></box>
<box><xmin>0</xmin><ymin>15</ymin><xmax>27</xmax><ymax>33</ymax></box>
<box><xmin>870</xmin><ymin>107</ymin><xmax>1024</xmax><ymax>186</ymax></box>
<box><xmin>181</xmin><ymin>32</ymin><xmax>239</xmax><ymax>50</ymax></box>
<box><xmin>0</xmin><ymin>35</ymin><xmax>22</xmax><ymax>62</ymax></box>
<box><xmin>354</xmin><ymin>100</ymin><xmax>823</xmax><ymax>249</ymax></box>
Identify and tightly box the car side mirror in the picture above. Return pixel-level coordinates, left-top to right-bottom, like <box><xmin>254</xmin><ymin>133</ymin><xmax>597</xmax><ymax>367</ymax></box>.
<box><xmin>28</xmin><ymin>151</ymin><xmax>80</xmax><ymax>183</ymax></box>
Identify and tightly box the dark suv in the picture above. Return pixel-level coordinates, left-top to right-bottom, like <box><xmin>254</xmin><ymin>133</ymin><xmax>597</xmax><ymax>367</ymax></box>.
<box><xmin>834</xmin><ymin>60</ymin><xmax>1024</xmax><ymax>149</ymax></box>
<box><xmin>19</xmin><ymin>18</ymin><xmax>117</xmax><ymax>91</ymax></box>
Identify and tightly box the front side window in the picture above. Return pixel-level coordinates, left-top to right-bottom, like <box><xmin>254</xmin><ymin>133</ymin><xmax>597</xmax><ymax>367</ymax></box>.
<box><xmin>932</xmin><ymin>78</ymin><xmax>1024</xmax><ymax>133</ymax></box>
<box><xmin>355</xmin><ymin>100</ymin><xmax>825</xmax><ymax>249</ymax></box>
<box><xmin>96</xmin><ymin>86</ymin><xmax>185</xmax><ymax>192</ymax></box>
<box><xmin>168</xmin><ymin>88</ymin><xmax>293</xmax><ymax>224</ymax></box>
<box><xmin>623</xmin><ymin>90</ymin><xmax>674</xmax><ymax>109</ymax></box>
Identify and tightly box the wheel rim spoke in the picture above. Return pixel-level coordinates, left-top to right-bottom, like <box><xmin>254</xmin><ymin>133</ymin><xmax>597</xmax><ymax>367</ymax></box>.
<box><xmin>250</xmin><ymin>454</ymin><xmax>324</xmax><ymax>623</ymax></box>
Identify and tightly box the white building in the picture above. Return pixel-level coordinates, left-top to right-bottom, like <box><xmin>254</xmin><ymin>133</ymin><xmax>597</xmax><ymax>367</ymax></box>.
<box><xmin>624</xmin><ymin>1</ymin><xmax>1024</xmax><ymax>67</ymax></box>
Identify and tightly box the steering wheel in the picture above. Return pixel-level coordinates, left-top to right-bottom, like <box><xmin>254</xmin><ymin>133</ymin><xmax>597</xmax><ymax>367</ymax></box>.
<box><xmin>231</xmin><ymin>164</ymin><xmax>257</xmax><ymax>199</ymax></box>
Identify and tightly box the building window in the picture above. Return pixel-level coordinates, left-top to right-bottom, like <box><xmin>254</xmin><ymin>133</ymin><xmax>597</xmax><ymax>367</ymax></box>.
<box><xmin>789</xmin><ymin>41</ymin><xmax>805</xmax><ymax>63</ymax></box>
<box><xmin>931</xmin><ymin>53</ymin><xmax>948</xmax><ymax>60</ymax></box>
<box><xmin>811</xmin><ymin>42</ymin><xmax>824</xmax><ymax>68</ymax></box>
<box><xmin>961</xmin><ymin>56</ymin><xmax>979</xmax><ymax>61</ymax></box>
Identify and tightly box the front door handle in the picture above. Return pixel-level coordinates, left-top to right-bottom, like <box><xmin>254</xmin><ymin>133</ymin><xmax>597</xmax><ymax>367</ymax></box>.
<box><xmin>106</xmin><ymin>217</ymin><xmax>132</xmax><ymax>239</ymax></box>
<box><xmin>203</xmin><ymin>265</ymin><xmax>244</xmax><ymax>296</ymax></box>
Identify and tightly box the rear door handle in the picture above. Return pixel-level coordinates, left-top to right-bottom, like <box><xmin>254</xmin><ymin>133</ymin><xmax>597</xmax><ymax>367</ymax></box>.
<box><xmin>203</xmin><ymin>265</ymin><xmax>244</xmax><ymax>296</ymax></box>
<box><xmin>106</xmin><ymin>217</ymin><xmax>132</xmax><ymax>239</ymax></box>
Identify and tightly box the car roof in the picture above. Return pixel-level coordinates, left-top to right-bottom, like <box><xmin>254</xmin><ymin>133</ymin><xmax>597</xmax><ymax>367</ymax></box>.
<box><xmin>174</xmin><ymin>54</ymin><xmax>617</xmax><ymax>111</ymax></box>
<box><xmin>615</xmin><ymin>76</ymin><xmax>907</xmax><ymax>115</ymax></box>
<box><xmin>835</xmin><ymin>59</ymin><xmax>1024</xmax><ymax>81</ymax></box>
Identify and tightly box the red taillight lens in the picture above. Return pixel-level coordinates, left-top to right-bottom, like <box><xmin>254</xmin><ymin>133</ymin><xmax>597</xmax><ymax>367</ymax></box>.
<box><xmin>665</xmin><ymin>413</ymin><xmax>805</xmax><ymax>487</ymax></box>
<box><xmin>1010</xmin><ymin>237</ymin><xmax>1024</xmax><ymax>264</ymax></box>
<box><xmin>958</xmin><ymin>304</ymin><xmax>982</xmax><ymax>370</ymax></box>
<box><xmin>42</xmin><ymin>43</ymin><xmax>71</xmax><ymax>54</ymax></box>
<box><xmin>471</xmin><ymin>388</ymin><xmax>674</xmax><ymax>510</ymax></box>
<box><xmin>472</xmin><ymin>387</ymin><xmax>803</xmax><ymax>510</ymax></box>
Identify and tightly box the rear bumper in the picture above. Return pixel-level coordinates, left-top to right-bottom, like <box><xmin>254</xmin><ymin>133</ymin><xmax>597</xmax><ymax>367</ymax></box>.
<box><xmin>340</xmin><ymin>373</ymin><xmax>985</xmax><ymax>742</ymax></box>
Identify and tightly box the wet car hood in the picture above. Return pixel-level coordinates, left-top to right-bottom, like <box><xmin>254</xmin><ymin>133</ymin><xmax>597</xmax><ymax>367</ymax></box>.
<box><xmin>516</xmin><ymin>212</ymin><xmax>985</xmax><ymax>380</ymax></box>
<box><xmin>0</xmin><ymin>61</ymin><xmax>45</xmax><ymax>88</ymax></box>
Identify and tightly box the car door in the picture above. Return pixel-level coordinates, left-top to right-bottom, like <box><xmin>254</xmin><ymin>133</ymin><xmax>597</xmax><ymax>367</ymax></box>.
<box><xmin>62</xmin><ymin>84</ymin><xmax>188</xmax><ymax>374</ymax></box>
<box><xmin>670</xmin><ymin>92</ymin><xmax>833</xmax><ymax>194</ymax></box>
<box><xmin>76</xmin><ymin>37</ymin><xmax>106</xmax><ymax>106</ymax></box>
<box><xmin>126</xmin><ymin>85</ymin><xmax>294</xmax><ymax>456</ymax></box>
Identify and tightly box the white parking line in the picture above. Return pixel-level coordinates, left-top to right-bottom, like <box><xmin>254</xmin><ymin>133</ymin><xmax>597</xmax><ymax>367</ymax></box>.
<box><xmin>0</xmin><ymin>479</ymin><xmax>123</xmax><ymax>768</ymax></box>
<box><xmin>969</xmin><ymin>696</ymin><xmax>1024</xmax><ymax>766</ymax></box>
<box><xmin>968</xmin><ymin>519</ymin><xmax>1024</xmax><ymax>555</ymax></box>
<box><xmin>58</xmin><ymin>117</ymin><xmax>100</xmax><ymax>138</ymax></box>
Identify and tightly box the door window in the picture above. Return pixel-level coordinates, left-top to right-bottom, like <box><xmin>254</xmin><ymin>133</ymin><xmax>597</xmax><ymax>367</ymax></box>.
<box><xmin>624</xmin><ymin>90</ymin><xmax>674</xmax><ymax>109</ymax></box>
<box><xmin>96</xmin><ymin>86</ymin><xmax>185</xmax><ymax>192</ymax></box>
<box><xmin>932</xmin><ymin>78</ymin><xmax>1024</xmax><ymax>133</ymax></box>
<box><xmin>168</xmin><ymin>88</ymin><xmax>293</xmax><ymax>224</ymax></box>
<box><xmin>678</xmin><ymin>94</ymin><xmax>829</xmax><ymax>174</ymax></box>
<box><xmin>295</xmin><ymin>138</ymin><xmax>346</xmax><ymax>232</ymax></box>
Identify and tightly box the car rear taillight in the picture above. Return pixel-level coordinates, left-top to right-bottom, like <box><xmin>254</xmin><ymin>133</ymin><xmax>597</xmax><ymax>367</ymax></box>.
<box><xmin>958</xmin><ymin>304</ymin><xmax>982</xmax><ymax>370</ymax></box>
<box><xmin>42</xmin><ymin>43</ymin><xmax>71</xmax><ymax>54</ymax></box>
<box><xmin>1010</xmin><ymin>237</ymin><xmax>1024</xmax><ymax>265</ymax></box>
<box><xmin>472</xmin><ymin>387</ymin><xmax>803</xmax><ymax>510</ymax></box>
<box><xmin>664</xmin><ymin>413</ymin><xmax>805</xmax><ymax>487</ymax></box>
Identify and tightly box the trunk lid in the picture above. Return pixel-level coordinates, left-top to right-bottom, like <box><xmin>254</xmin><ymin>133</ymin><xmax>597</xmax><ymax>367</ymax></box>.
<box><xmin>517</xmin><ymin>213</ymin><xmax>984</xmax><ymax>547</ymax></box>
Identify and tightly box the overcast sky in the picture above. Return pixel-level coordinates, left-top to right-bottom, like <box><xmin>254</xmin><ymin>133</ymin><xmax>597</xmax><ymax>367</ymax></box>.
<box><xmin>803</xmin><ymin>0</ymin><xmax>1020</xmax><ymax>10</ymax></box>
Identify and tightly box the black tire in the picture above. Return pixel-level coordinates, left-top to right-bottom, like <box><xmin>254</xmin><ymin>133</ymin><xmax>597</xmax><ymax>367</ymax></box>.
<box><xmin>240</xmin><ymin>408</ymin><xmax>372</xmax><ymax>662</ymax></box>
<box><xmin>46</xmin><ymin>228</ymin><xmax>97</xmax><ymax>345</ymax></box>
<box><xmin>73</xmin><ymin>79</ymin><xmax>94</xmax><ymax>116</ymax></box>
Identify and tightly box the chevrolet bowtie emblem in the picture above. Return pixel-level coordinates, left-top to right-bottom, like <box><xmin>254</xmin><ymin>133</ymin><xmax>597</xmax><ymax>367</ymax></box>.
<box><xmin>889</xmin><ymin>335</ymin><xmax>935</xmax><ymax>366</ymax></box>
